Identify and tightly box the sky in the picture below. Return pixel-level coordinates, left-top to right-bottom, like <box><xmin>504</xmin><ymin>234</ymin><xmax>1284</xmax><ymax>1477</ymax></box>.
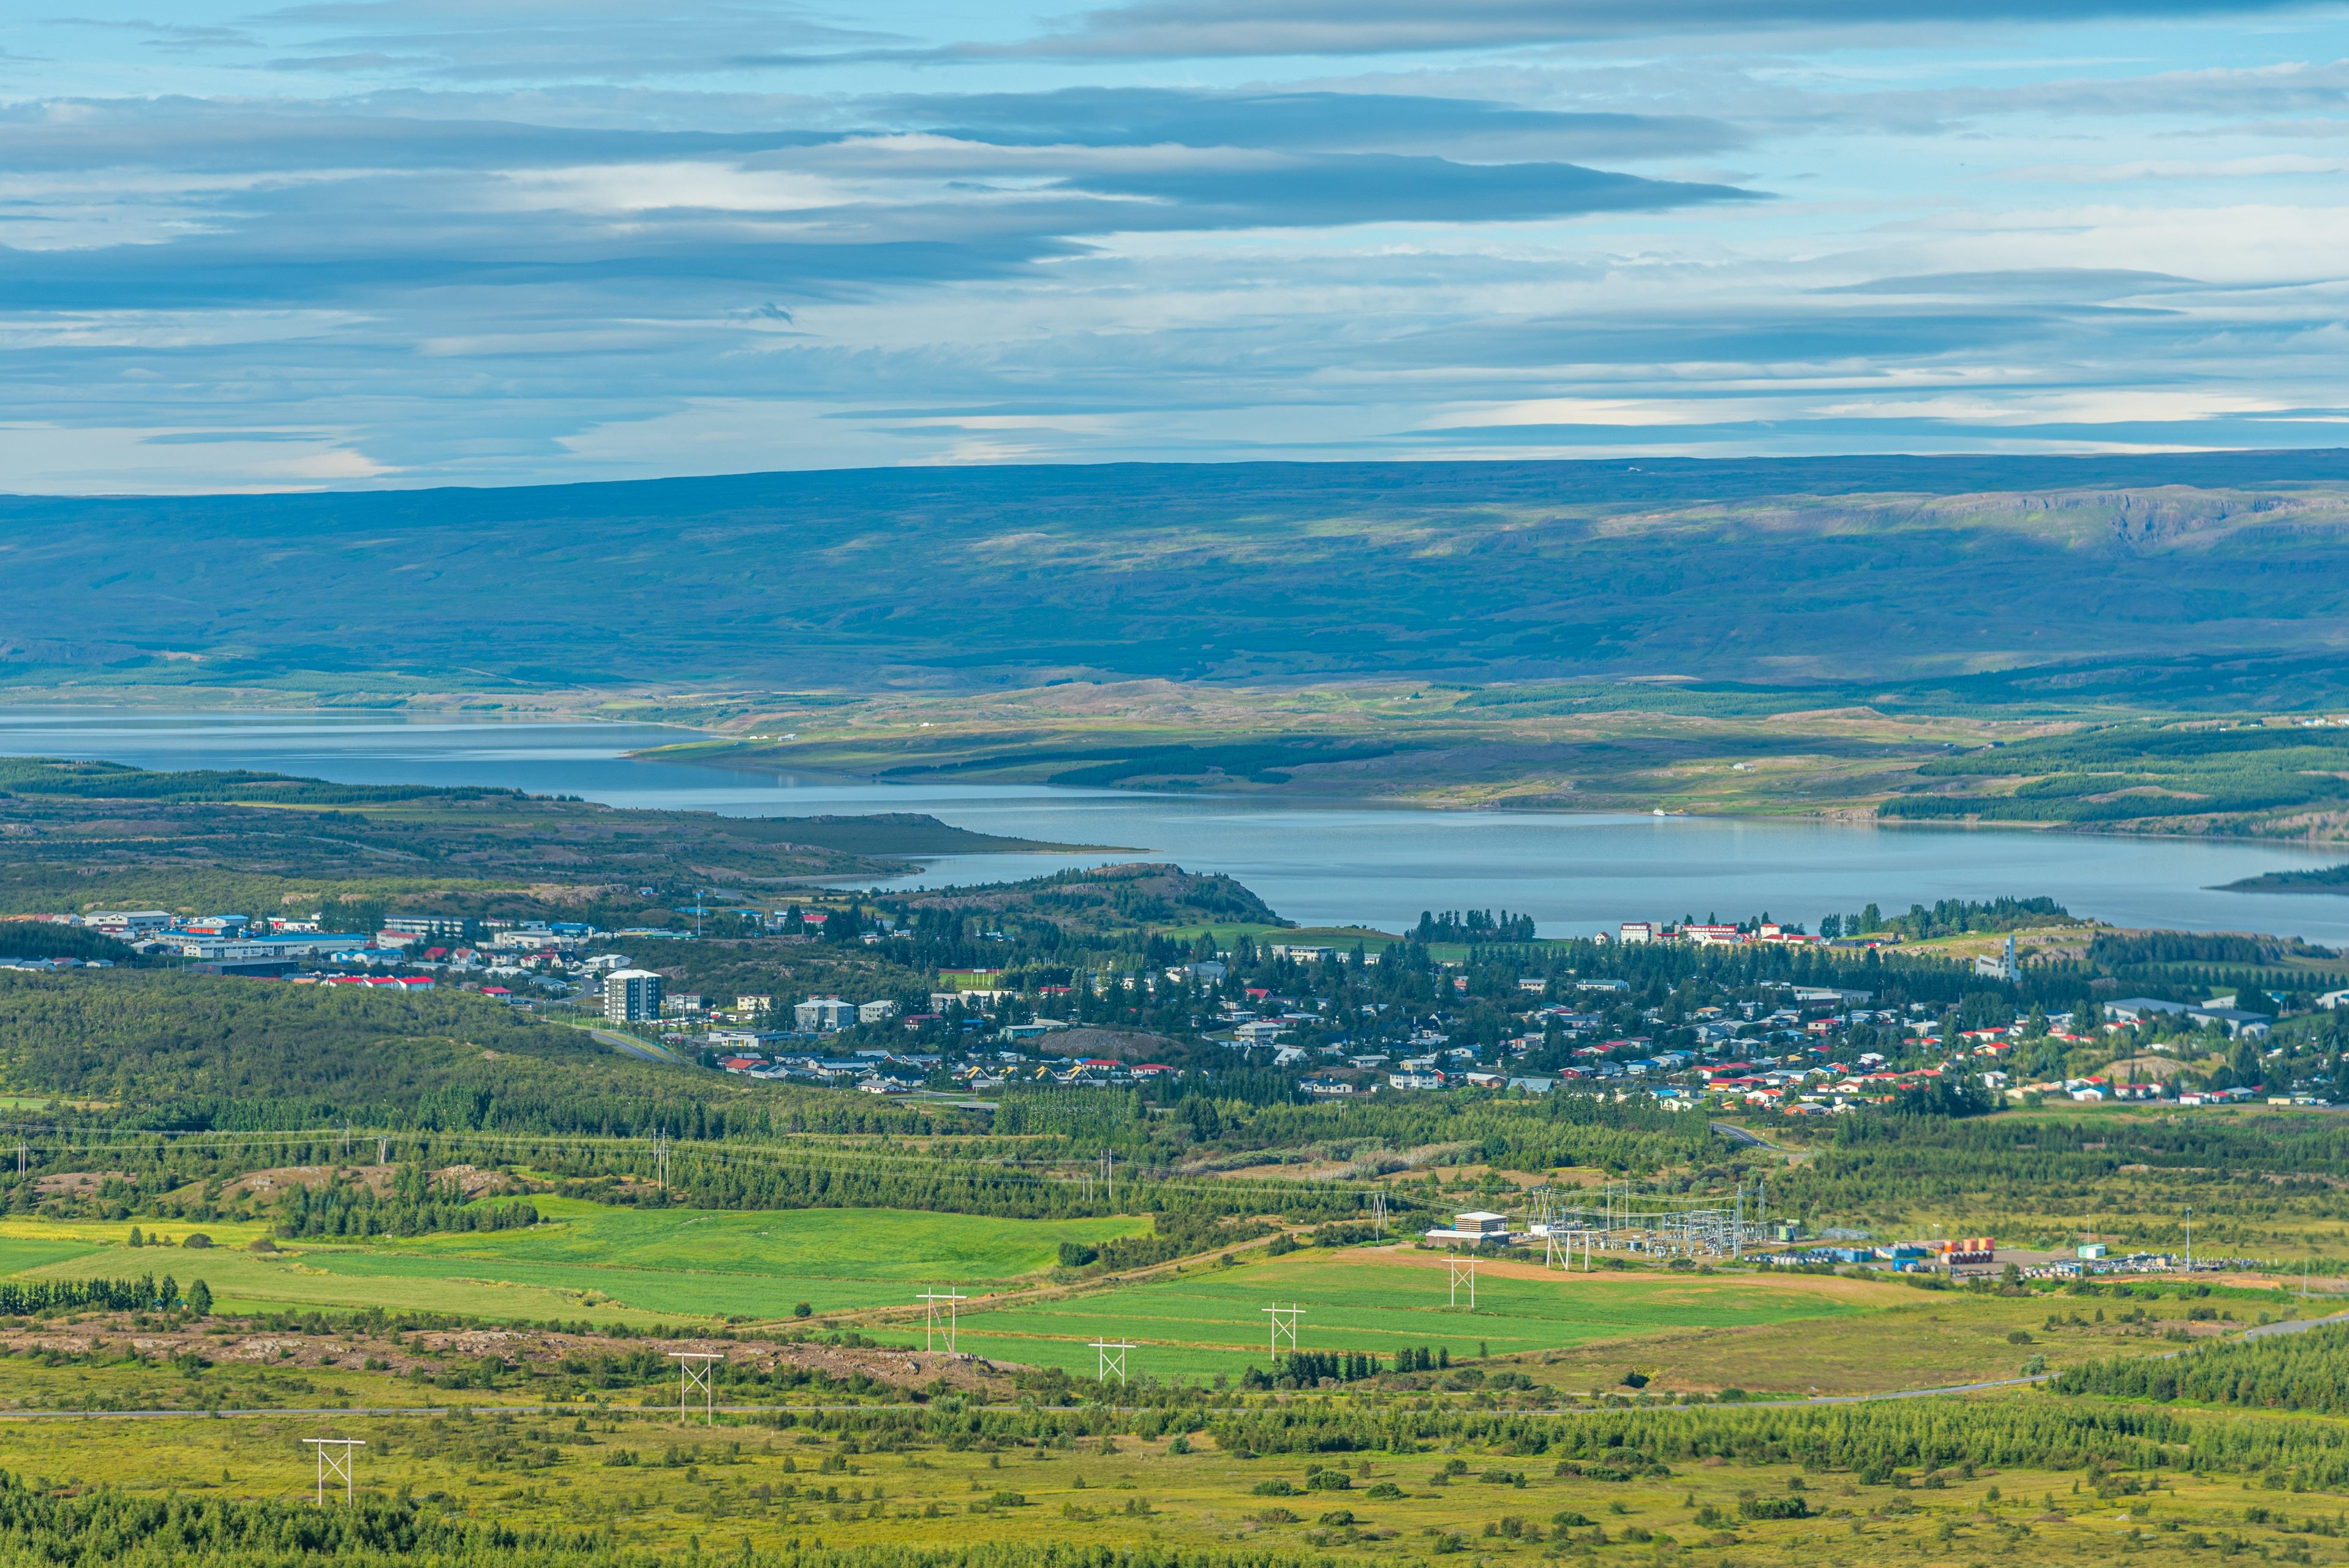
<box><xmin>3</xmin><ymin>2</ymin><xmax>2348</xmax><ymax>491</ymax></box>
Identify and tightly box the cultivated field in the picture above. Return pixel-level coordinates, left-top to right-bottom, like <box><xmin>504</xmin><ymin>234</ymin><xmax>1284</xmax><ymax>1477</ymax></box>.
<box><xmin>949</xmin><ymin>1247</ymin><xmax>1879</xmax><ymax>1381</ymax></box>
<box><xmin>0</xmin><ymin>1204</ymin><xmax>1148</xmax><ymax>1327</ymax></box>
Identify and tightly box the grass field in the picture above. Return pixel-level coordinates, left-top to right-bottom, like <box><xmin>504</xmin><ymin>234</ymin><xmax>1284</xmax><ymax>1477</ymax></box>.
<box><xmin>1</xmin><ymin>1208</ymin><xmax>2291</xmax><ymax>1403</ymax></box>
<box><xmin>951</xmin><ymin>1248</ymin><xmax>1876</xmax><ymax>1380</ymax></box>
<box><xmin>0</xmin><ymin>1393</ymin><xmax>2334</xmax><ymax>1568</ymax></box>
<box><xmin>4</xmin><ymin>1204</ymin><xmax>1148</xmax><ymax>1327</ymax></box>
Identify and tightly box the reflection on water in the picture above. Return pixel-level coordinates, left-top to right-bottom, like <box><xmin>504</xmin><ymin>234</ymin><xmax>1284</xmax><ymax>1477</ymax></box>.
<box><xmin>1</xmin><ymin>707</ymin><xmax>2343</xmax><ymax>944</ymax></box>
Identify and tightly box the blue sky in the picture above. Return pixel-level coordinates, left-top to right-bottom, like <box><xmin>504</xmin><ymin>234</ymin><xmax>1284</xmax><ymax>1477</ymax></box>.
<box><xmin>4</xmin><ymin>1</ymin><xmax>2348</xmax><ymax>491</ymax></box>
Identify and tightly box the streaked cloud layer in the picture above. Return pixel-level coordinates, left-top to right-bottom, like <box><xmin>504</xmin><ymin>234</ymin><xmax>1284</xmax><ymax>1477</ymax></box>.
<box><xmin>1</xmin><ymin>1</ymin><xmax>2346</xmax><ymax>489</ymax></box>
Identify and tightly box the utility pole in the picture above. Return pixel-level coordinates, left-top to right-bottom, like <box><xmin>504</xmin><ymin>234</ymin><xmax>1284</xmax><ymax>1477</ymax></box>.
<box><xmin>303</xmin><ymin>1439</ymin><xmax>364</xmax><ymax>1505</ymax></box>
<box><xmin>918</xmin><ymin>1287</ymin><xmax>967</xmax><ymax>1353</ymax></box>
<box><xmin>1091</xmin><ymin>1338</ymin><xmax>1135</xmax><ymax>1385</ymax></box>
<box><xmin>1261</xmin><ymin>1303</ymin><xmax>1303</xmax><ymax>1363</ymax></box>
<box><xmin>669</xmin><ymin>1352</ymin><xmax>721</xmax><ymax>1425</ymax></box>
<box><xmin>1448</xmin><ymin>1255</ymin><xmax>1477</xmax><ymax>1310</ymax></box>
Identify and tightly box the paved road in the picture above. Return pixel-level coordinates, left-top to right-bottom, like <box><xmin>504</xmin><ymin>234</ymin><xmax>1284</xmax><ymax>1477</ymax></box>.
<box><xmin>1710</xmin><ymin>1121</ymin><xmax>1772</xmax><ymax>1149</ymax></box>
<box><xmin>588</xmin><ymin>1027</ymin><xmax>676</xmax><ymax>1063</ymax></box>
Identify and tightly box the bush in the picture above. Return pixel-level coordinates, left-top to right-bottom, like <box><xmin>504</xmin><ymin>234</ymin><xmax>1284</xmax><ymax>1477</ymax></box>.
<box><xmin>1740</xmin><ymin>1496</ymin><xmax>1811</xmax><ymax>1520</ymax></box>
<box><xmin>1057</xmin><ymin>1242</ymin><xmax>1099</xmax><ymax>1268</ymax></box>
<box><xmin>182</xmin><ymin>1233</ymin><xmax>213</xmax><ymax>1250</ymax></box>
<box><xmin>794</xmin><ymin>1302</ymin><xmax>812</xmax><ymax>1318</ymax></box>
<box><xmin>1252</xmin><ymin>1480</ymin><xmax>1296</xmax><ymax>1497</ymax></box>
<box><xmin>1367</xmin><ymin>1482</ymin><xmax>1403</xmax><ymax>1500</ymax></box>
<box><xmin>2007</xmin><ymin>1330</ymin><xmax>2034</xmax><ymax>1345</ymax></box>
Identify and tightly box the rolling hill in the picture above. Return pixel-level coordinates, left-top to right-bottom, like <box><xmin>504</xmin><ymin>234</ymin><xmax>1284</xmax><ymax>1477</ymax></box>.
<box><xmin>5</xmin><ymin>453</ymin><xmax>2349</xmax><ymax>701</ymax></box>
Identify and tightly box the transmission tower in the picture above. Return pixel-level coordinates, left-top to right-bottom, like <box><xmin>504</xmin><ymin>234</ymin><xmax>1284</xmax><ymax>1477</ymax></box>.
<box><xmin>1091</xmin><ymin>1338</ymin><xmax>1136</xmax><ymax>1384</ymax></box>
<box><xmin>1447</xmin><ymin>1255</ymin><xmax>1477</xmax><ymax>1310</ymax></box>
<box><xmin>919</xmin><ymin>1287</ymin><xmax>967</xmax><ymax>1352</ymax></box>
<box><xmin>303</xmin><ymin>1438</ymin><xmax>364</xmax><ymax>1505</ymax></box>
<box><xmin>669</xmin><ymin>1352</ymin><xmax>722</xmax><ymax>1425</ymax></box>
<box><xmin>1261</xmin><ymin>1302</ymin><xmax>1303</xmax><ymax>1362</ymax></box>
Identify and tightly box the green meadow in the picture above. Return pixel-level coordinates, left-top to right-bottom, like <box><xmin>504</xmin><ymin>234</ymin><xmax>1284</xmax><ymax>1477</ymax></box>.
<box><xmin>9</xmin><ymin>1202</ymin><xmax>1147</xmax><ymax>1325</ymax></box>
<box><xmin>0</xmin><ymin>1205</ymin><xmax>1874</xmax><ymax>1383</ymax></box>
<box><xmin>951</xmin><ymin>1248</ymin><xmax>1869</xmax><ymax>1380</ymax></box>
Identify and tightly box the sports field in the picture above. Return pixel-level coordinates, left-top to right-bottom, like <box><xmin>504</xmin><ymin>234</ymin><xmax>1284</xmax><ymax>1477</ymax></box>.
<box><xmin>1</xmin><ymin>1203</ymin><xmax>1148</xmax><ymax>1325</ymax></box>
<box><xmin>951</xmin><ymin>1248</ymin><xmax>1876</xmax><ymax>1380</ymax></box>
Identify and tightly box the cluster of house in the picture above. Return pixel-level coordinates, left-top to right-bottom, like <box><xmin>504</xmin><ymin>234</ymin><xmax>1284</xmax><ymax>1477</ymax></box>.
<box><xmin>614</xmin><ymin>979</ymin><xmax>930</xmax><ymax>1092</ymax></box>
<box><xmin>40</xmin><ymin>909</ymin><xmax>684</xmax><ymax>998</ymax></box>
<box><xmin>55</xmin><ymin>910</ymin><xmax>379</xmax><ymax>968</ymax></box>
<box><xmin>1612</xmin><ymin>920</ymin><xmax>1833</xmax><ymax>948</ymax></box>
<box><xmin>0</xmin><ymin>953</ymin><xmax>116</xmax><ymax>974</ymax></box>
<box><xmin>1198</xmin><ymin>963</ymin><xmax>2332</xmax><ymax>1111</ymax></box>
<box><xmin>706</xmin><ymin>1043</ymin><xmax>942</xmax><ymax>1095</ymax></box>
<box><xmin>2103</xmin><ymin>995</ymin><xmax>2283</xmax><ymax>1038</ymax></box>
<box><xmin>1216</xmin><ymin>979</ymin><xmax>1894</xmax><ymax>1106</ymax></box>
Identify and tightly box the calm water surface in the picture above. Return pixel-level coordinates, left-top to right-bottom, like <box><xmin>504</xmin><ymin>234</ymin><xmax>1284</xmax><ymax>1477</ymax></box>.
<box><xmin>3</xmin><ymin>708</ymin><xmax>2343</xmax><ymax>944</ymax></box>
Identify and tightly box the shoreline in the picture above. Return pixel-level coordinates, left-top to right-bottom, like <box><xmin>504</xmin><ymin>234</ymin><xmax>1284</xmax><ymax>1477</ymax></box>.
<box><xmin>639</xmin><ymin>741</ymin><xmax>2349</xmax><ymax>857</ymax></box>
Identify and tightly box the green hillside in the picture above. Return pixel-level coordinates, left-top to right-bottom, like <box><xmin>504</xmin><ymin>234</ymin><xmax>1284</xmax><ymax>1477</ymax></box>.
<box><xmin>2</xmin><ymin>455</ymin><xmax>2347</xmax><ymax>698</ymax></box>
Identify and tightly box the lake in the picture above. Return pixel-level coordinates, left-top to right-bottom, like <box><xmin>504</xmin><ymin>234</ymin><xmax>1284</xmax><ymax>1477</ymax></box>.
<box><xmin>3</xmin><ymin>707</ymin><xmax>2344</xmax><ymax>944</ymax></box>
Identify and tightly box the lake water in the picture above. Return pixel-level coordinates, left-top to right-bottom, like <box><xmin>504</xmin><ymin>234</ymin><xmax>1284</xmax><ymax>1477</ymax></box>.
<box><xmin>4</xmin><ymin>707</ymin><xmax>2345</xmax><ymax>945</ymax></box>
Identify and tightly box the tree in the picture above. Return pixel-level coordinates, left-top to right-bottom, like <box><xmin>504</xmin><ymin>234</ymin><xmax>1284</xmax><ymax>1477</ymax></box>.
<box><xmin>2228</xmin><ymin>1036</ymin><xmax>2261</xmax><ymax>1088</ymax></box>
<box><xmin>186</xmin><ymin>1278</ymin><xmax>212</xmax><ymax>1316</ymax></box>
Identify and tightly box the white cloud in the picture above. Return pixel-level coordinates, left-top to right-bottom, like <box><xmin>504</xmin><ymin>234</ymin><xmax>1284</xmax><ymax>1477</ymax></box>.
<box><xmin>0</xmin><ymin>423</ymin><xmax>388</xmax><ymax>494</ymax></box>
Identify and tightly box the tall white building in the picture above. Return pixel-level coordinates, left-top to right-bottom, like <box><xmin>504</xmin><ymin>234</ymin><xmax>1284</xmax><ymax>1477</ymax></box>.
<box><xmin>603</xmin><ymin>968</ymin><xmax>665</xmax><ymax>1024</ymax></box>
<box><xmin>1973</xmin><ymin>935</ymin><xmax>2019</xmax><ymax>984</ymax></box>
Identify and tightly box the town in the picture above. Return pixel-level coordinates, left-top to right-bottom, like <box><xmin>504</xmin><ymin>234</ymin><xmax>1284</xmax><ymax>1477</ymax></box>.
<box><xmin>17</xmin><ymin>886</ymin><xmax>2347</xmax><ymax>1114</ymax></box>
